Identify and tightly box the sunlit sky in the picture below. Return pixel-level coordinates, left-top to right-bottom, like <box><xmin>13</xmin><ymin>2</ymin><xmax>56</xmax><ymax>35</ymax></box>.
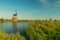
<box><xmin>0</xmin><ymin>0</ymin><xmax>60</xmax><ymax>20</ymax></box>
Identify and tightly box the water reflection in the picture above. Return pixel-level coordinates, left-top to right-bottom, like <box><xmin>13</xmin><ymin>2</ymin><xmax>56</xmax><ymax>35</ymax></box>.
<box><xmin>12</xmin><ymin>22</ymin><xmax>17</xmax><ymax>33</ymax></box>
<box><xmin>0</xmin><ymin>22</ymin><xmax>28</xmax><ymax>35</ymax></box>
<box><xmin>0</xmin><ymin>22</ymin><xmax>3</xmax><ymax>30</ymax></box>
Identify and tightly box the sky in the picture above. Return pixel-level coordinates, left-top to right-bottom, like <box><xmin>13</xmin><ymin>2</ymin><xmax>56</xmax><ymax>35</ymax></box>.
<box><xmin>0</xmin><ymin>0</ymin><xmax>60</xmax><ymax>20</ymax></box>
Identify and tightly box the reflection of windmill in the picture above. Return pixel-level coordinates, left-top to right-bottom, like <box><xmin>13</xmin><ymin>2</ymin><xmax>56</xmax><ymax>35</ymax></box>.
<box><xmin>13</xmin><ymin>22</ymin><xmax>17</xmax><ymax>33</ymax></box>
<box><xmin>12</xmin><ymin>10</ymin><xmax>18</xmax><ymax>22</ymax></box>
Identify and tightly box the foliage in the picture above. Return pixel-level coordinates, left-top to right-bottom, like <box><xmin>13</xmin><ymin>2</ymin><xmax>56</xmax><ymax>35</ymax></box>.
<box><xmin>24</xmin><ymin>20</ymin><xmax>60</xmax><ymax>40</ymax></box>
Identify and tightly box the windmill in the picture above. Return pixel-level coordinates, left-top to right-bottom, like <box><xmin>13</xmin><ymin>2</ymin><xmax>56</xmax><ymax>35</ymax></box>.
<box><xmin>12</xmin><ymin>10</ymin><xmax>18</xmax><ymax>22</ymax></box>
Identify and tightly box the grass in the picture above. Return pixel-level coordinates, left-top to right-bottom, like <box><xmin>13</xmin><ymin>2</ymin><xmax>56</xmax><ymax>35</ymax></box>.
<box><xmin>0</xmin><ymin>30</ymin><xmax>25</xmax><ymax>40</ymax></box>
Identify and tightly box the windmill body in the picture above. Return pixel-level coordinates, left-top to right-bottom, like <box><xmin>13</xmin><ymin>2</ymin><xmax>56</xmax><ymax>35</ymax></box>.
<box><xmin>12</xmin><ymin>11</ymin><xmax>18</xmax><ymax>22</ymax></box>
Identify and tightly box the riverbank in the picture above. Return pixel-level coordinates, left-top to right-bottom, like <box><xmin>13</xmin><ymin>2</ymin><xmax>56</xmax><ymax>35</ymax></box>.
<box><xmin>0</xmin><ymin>30</ymin><xmax>25</xmax><ymax>40</ymax></box>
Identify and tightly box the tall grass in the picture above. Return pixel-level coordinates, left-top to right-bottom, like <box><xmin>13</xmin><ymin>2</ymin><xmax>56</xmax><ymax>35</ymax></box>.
<box><xmin>24</xmin><ymin>20</ymin><xmax>60</xmax><ymax>40</ymax></box>
<box><xmin>0</xmin><ymin>30</ymin><xmax>25</xmax><ymax>40</ymax></box>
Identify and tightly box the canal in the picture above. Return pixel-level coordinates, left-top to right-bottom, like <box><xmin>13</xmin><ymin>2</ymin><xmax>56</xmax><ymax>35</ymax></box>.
<box><xmin>0</xmin><ymin>22</ymin><xmax>29</xmax><ymax>35</ymax></box>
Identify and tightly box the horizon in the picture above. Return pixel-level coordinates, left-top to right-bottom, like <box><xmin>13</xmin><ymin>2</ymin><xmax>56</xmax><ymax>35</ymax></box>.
<box><xmin>0</xmin><ymin>0</ymin><xmax>60</xmax><ymax>20</ymax></box>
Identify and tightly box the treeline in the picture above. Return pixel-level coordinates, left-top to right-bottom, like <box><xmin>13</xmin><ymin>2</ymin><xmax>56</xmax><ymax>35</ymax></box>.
<box><xmin>0</xmin><ymin>18</ymin><xmax>36</xmax><ymax>22</ymax></box>
<box><xmin>0</xmin><ymin>18</ymin><xmax>11</xmax><ymax>22</ymax></box>
<box><xmin>0</xmin><ymin>20</ymin><xmax>60</xmax><ymax>40</ymax></box>
<box><xmin>0</xmin><ymin>18</ymin><xmax>60</xmax><ymax>22</ymax></box>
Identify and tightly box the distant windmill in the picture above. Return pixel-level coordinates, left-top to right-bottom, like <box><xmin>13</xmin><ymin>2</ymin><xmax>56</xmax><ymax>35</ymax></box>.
<box><xmin>12</xmin><ymin>10</ymin><xmax>18</xmax><ymax>22</ymax></box>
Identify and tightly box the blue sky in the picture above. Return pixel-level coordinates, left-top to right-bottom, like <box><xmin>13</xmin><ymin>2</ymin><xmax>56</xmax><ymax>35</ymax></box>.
<box><xmin>0</xmin><ymin>0</ymin><xmax>60</xmax><ymax>20</ymax></box>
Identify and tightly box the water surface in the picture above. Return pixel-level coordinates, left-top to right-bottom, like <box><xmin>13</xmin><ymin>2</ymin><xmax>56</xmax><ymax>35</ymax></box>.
<box><xmin>0</xmin><ymin>22</ymin><xmax>29</xmax><ymax>35</ymax></box>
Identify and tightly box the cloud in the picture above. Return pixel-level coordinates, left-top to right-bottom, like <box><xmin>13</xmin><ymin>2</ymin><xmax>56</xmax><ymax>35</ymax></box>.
<box><xmin>38</xmin><ymin>0</ymin><xmax>47</xmax><ymax>2</ymax></box>
<box><xmin>37</xmin><ymin>0</ymin><xmax>60</xmax><ymax>5</ymax></box>
<box><xmin>56</xmin><ymin>0</ymin><xmax>60</xmax><ymax>4</ymax></box>
<box><xmin>37</xmin><ymin>0</ymin><xmax>48</xmax><ymax>3</ymax></box>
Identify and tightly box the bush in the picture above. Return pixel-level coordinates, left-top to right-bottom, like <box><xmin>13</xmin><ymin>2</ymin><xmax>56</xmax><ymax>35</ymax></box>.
<box><xmin>24</xmin><ymin>20</ymin><xmax>60</xmax><ymax>40</ymax></box>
